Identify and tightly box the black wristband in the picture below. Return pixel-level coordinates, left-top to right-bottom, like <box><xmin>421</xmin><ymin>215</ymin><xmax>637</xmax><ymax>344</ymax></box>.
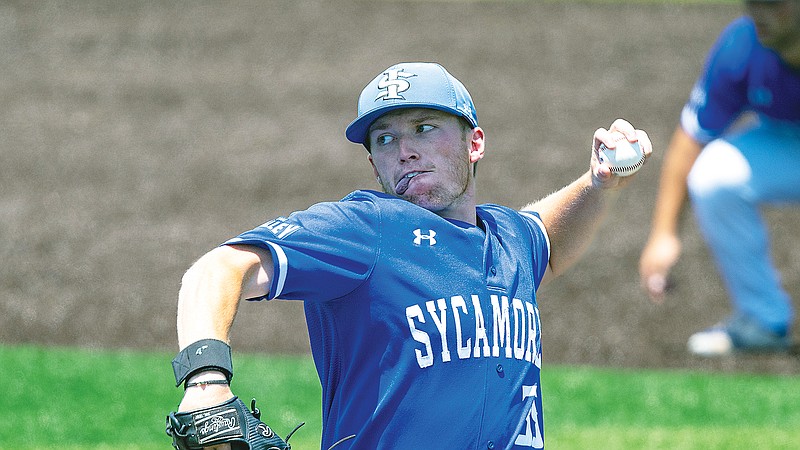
<box><xmin>172</xmin><ymin>339</ymin><xmax>233</xmax><ymax>387</ymax></box>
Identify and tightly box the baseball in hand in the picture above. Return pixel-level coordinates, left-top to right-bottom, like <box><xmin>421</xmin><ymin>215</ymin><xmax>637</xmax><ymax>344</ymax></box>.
<box><xmin>597</xmin><ymin>137</ymin><xmax>645</xmax><ymax>177</ymax></box>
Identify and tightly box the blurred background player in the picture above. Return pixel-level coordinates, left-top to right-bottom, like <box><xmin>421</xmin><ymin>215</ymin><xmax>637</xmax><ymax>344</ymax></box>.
<box><xmin>639</xmin><ymin>0</ymin><xmax>800</xmax><ymax>356</ymax></box>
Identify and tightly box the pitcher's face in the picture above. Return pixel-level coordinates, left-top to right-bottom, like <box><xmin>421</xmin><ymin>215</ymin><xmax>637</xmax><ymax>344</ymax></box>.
<box><xmin>368</xmin><ymin>108</ymin><xmax>484</xmax><ymax>219</ymax></box>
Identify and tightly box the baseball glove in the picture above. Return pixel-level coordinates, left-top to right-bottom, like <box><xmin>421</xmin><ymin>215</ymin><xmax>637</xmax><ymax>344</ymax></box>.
<box><xmin>166</xmin><ymin>396</ymin><xmax>301</xmax><ymax>450</ymax></box>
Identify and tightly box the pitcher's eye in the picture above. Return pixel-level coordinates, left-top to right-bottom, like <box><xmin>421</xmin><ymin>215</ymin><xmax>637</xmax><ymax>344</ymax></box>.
<box><xmin>376</xmin><ymin>134</ymin><xmax>395</xmax><ymax>146</ymax></box>
<box><xmin>417</xmin><ymin>124</ymin><xmax>435</xmax><ymax>133</ymax></box>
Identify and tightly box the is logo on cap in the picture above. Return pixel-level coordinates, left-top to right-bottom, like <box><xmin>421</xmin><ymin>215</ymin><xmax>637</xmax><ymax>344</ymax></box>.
<box><xmin>345</xmin><ymin>62</ymin><xmax>479</xmax><ymax>146</ymax></box>
<box><xmin>376</xmin><ymin>69</ymin><xmax>416</xmax><ymax>101</ymax></box>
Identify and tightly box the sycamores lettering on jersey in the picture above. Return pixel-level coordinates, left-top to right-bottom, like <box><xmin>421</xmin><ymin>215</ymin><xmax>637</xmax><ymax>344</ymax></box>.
<box><xmin>228</xmin><ymin>191</ymin><xmax>551</xmax><ymax>448</ymax></box>
<box><xmin>406</xmin><ymin>294</ymin><xmax>542</xmax><ymax>369</ymax></box>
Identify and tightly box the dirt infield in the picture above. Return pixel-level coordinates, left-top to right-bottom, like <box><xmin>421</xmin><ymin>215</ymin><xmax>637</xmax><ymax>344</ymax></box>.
<box><xmin>2</xmin><ymin>1</ymin><xmax>798</xmax><ymax>374</ymax></box>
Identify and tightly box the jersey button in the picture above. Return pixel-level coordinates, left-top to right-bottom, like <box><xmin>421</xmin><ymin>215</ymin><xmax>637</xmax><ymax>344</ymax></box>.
<box><xmin>490</xmin><ymin>266</ymin><xmax>497</xmax><ymax>275</ymax></box>
<box><xmin>487</xmin><ymin>441</ymin><xmax>495</xmax><ymax>449</ymax></box>
<box><xmin>496</xmin><ymin>363</ymin><xmax>504</xmax><ymax>374</ymax></box>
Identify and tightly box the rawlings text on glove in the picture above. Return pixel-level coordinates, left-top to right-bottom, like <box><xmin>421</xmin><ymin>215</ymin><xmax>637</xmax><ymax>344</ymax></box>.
<box><xmin>166</xmin><ymin>396</ymin><xmax>292</xmax><ymax>450</ymax></box>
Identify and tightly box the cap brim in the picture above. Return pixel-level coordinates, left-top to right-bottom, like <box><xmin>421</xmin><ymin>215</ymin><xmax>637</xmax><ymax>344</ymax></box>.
<box><xmin>346</xmin><ymin>103</ymin><xmax>474</xmax><ymax>145</ymax></box>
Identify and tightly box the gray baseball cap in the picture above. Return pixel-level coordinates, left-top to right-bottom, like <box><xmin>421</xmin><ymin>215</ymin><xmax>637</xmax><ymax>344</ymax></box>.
<box><xmin>345</xmin><ymin>62</ymin><xmax>479</xmax><ymax>146</ymax></box>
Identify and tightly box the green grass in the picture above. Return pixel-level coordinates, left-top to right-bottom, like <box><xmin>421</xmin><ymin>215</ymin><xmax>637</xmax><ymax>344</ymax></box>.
<box><xmin>3</xmin><ymin>345</ymin><xmax>799</xmax><ymax>449</ymax></box>
<box><xmin>1</xmin><ymin>345</ymin><xmax>322</xmax><ymax>449</ymax></box>
<box><xmin>543</xmin><ymin>366</ymin><xmax>800</xmax><ymax>449</ymax></box>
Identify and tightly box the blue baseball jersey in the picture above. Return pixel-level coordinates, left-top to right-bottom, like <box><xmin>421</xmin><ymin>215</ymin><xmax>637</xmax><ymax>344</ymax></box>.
<box><xmin>225</xmin><ymin>190</ymin><xmax>551</xmax><ymax>449</ymax></box>
<box><xmin>681</xmin><ymin>16</ymin><xmax>800</xmax><ymax>144</ymax></box>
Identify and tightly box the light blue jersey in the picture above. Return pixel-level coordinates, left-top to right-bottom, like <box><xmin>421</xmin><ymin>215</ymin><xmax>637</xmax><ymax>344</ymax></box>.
<box><xmin>681</xmin><ymin>16</ymin><xmax>800</xmax><ymax>144</ymax></box>
<box><xmin>226</xmin><ymin>190</ymin><xmax>551</xmax><ymax>449</ymax></box>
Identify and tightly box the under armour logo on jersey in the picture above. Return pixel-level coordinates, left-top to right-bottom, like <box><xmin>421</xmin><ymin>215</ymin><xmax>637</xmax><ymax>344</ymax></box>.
<box><xmin>376</xmin><ymin>69</ymin><xmax>416</xmax><ymax>101</ymax></box>
<box><xmin>413</xmin><ymin>229</ymin><xmax>437</xmax><ymax>246</ymax></box>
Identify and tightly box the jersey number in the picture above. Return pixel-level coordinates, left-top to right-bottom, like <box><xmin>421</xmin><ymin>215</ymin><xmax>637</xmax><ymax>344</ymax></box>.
<box><xmin>514</xmin><ymin>384</ymin><xmax>544</xmax><ymax>448</ymax></box>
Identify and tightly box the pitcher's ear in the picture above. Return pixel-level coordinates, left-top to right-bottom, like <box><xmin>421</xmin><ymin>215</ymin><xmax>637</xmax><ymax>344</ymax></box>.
<box><xmin>469</xmin><ymin>127</ymin><xmax>485</xmax><ymax>164</ymax></box>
